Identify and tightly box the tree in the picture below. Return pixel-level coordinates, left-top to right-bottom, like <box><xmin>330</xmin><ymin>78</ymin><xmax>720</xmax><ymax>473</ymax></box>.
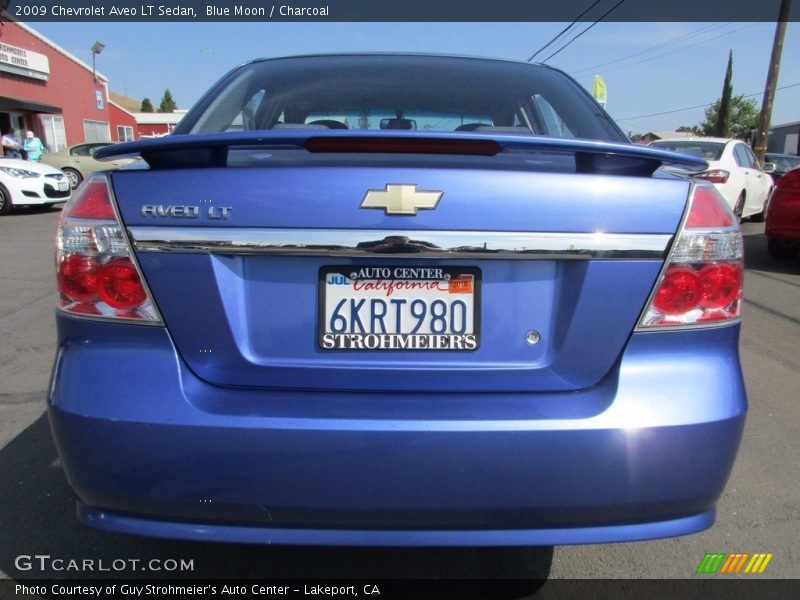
<box><xmin>676</xmin><ymin>125</ymin><xmax>700</xmax><ymax>134</ymax></box>
<box><xmin>159</xmin><ymin>89</ymin><xmax>177</xmax><ymax>113</ymax></box>
<box><xmin>699</xmin><ymin>95</ymin><xmax>759</xmax><ymax>141</ymax></box>
<box><xmin>713</xmin><ymin>51</ymin><xmax>734</xmax><ymax>137</ymax></box>
<box><xmin>140</xmin><ymin>98</ymin><xmax>154</xmax><ymax>112</ymax></box>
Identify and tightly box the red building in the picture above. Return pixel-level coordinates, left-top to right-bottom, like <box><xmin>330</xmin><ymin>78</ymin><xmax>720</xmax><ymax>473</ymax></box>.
<box><xmin>109</xmin><ymin>101</ymin><xmax>138</xmax><ymax>142</ymax></box>
<box><xmin>0</xmin><ymin>20</ymin><xmax>123</xmax><ymax>151</ymax></box>
<box><xmin>132</xmin><ymin>111</ymin><xmax>185</xmax><ymax>138</ymax></box>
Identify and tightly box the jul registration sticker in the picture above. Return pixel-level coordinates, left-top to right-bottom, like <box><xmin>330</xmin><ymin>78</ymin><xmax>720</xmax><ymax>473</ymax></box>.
<box><xmin>319</xmin><ymin>265</ymin><xmax>481</xmax><ymax>351</ymax></box>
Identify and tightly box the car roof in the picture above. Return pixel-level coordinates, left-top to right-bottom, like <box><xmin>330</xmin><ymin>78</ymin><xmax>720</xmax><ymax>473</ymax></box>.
<box><xmin>243</xmin><ymin>52</ymin><xmax>551</xmax><ymax>68</ymax></box>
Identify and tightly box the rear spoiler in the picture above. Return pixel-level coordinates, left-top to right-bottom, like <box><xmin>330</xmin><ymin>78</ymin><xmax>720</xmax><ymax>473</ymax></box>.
<box><xmin>96</xmin><ymin>131</ymin><xmax>708</xmax><ymax>177</ymax></box>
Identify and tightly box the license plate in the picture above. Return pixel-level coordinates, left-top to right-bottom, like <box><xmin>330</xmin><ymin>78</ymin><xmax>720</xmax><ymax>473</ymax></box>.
<box><xmin>319</xmin><ymin>266</ymin><xmax>480</xmax><ymax>351</ymax></box>
<box><xmin>58</xmin><ymin>180</ymin><xmax>69</xmax><ymax>191</ymax></box>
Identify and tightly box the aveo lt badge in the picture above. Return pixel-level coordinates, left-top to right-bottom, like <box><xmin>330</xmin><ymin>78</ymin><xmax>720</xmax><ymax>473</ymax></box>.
<box><xmin>141</xmin><ymin>205</ymin><xmax>232</xmax><ymax>219</ymax></box>
<box><xmin>360</xmin><ymin>185</ymin><xmax>443</xmax><ymax>215</ymax></box>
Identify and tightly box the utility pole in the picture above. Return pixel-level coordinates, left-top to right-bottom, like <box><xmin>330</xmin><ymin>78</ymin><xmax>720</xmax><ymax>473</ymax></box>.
<box><xmin>752</xmin><ymin>0</ymin><xmax>792</xmax><ymax>164</ymax></box>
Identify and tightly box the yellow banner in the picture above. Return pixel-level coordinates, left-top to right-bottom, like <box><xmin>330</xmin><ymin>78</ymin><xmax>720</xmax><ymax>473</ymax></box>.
<box><xmin>593</xmin><ymin>75</ymin><xmax>607</xmax><ymax>107</ymax></box>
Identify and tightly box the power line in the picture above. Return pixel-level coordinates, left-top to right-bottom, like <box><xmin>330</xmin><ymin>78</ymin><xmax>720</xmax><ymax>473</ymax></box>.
<box><xmin>575</xmin><ymin>22</ymin><xmax>759</xmax><ymax>76</ymax></box>
<box><xmin>542</xmin><ymin>0</ymin><xmax>628</xmax><ymax>64</ymax></box>
<box><xmin>572</xmin><ymin>22</ymin><xmax>727</xmax><ymax>74</ymax></box>
<box><xmin>526</xmin><ymin>0</ymin><xmax>604</xmax><ymax>62</ymax></box>
<box><xmin>570</xmin><ymin>4</ymin><xmax>776</xmax><ymax>75</ymax></box>
<box><xmin>571</xmin><ymin>22</ymin><xmax>739</xmax><ymax>75</ymax></box>
<box><xmin>616</xmin><ymin>82</ymin><xmax>800</xmax><ymax>121</ymax></box>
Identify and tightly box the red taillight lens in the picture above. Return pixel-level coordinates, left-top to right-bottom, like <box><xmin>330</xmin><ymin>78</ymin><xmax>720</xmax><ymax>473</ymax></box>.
<box><xmin>640</xmin><ymin>182</ymin><xmax>742</xmax><ymax>328</ymax></box>
<box><xmin>56</xmin><ymin>175</ymin><xmax>161</xmax><ymax>323</ymax></box>
<box><xmin>685</xmin><ymin>185</ymin><xmax>735</xmax><ymax>228</ymax></box>
<box><xmin>305</xmin><ymin>137</ymin><xmax>501</xmax><ymax>156</ymax></box>
<box><xmin>652</xmin><ymin>266</ymin><xmax>700</xmax><ymax>315</ymax></box>
<box><xmin>68</xmin><ymin>303</ymin><xmax>102</xmax><ymax>316</ymax></box>
<box><xmin>695</xmin><ymin>169</ymin><xmax>730</xmax><ymax>185</ymax></box>
<box><xmin>58</xmin><ymin>255</ymin><xmax>100</xmax><ymax>302</ymax></box>
<box><xmin>698</xmin><ymin>262</ymin><xmax>742</xmax><ymax>309</ymax></box>
<box><xmin>67</xmin><ymin>179</ymin><xmax>117</xmax><ymax>220</ymax></box>
<box><xmin>97</xmin><ymin>258</ymin><xmax>147</xmax><ymax>310</ymax></box>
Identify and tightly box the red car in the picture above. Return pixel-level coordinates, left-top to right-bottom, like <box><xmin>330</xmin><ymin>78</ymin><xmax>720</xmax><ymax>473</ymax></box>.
<box><xmin>766</xmin><ymin>165</ymin><xmax>800</xmax><ymax>259</ymax></box>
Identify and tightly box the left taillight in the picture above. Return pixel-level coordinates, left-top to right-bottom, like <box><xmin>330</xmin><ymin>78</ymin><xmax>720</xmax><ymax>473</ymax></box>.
<box><xmin>56</xmin><ymin>175</ymin><xmax>162</xmax><ymax>323</ymax></box>
<box><xmin>694</xmin><ymin>169</ymin><xmax>730</xmax><ymax>185</ymax></box>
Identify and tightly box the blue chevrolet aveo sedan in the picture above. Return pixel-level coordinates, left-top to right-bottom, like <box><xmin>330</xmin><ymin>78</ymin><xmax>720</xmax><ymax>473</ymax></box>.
<box><xmin>49</xmin><ymin>54</ymin><xmax>746</xmax><ymax>546</ymax></box>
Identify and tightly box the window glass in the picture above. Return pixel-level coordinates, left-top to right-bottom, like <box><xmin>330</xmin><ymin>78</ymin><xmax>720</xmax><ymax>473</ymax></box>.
<box><xmin>40</xmin><ymin>115</ymin><xmax>66</xmax><ymax>152</ymax></box>
<box><xmin>733</xmin><ymin>145</ymin><xmax>750</xmax><ymax>168</ymax></box>
<box><xmin>650</xmin><ymin>141</ymin><xmax>725</xmax><ymax>160</ymax></box>
<box><xmin>533</xmin><ymin>94</ymin><xmax>574</xmax><ymax>138</ymax></box>
<box><xmin>179</xmin><ymin>56</ymin><xmax>624</xmax><ymax>142</ymax></box>
<box><xmin>766</xmin><ymin>154</ymin><xmax>800</xmax><ymax>171</ymax></box>
<box><xmin>117</xmin><ymin>125</ymin><xmax>134</xmax><ymax>142</ymax></box>
<box><xmin>743</xmin><ymin>145</ymin><xmax>759</xmax><ymax>169</ymax></box>
<box><xmin>83</xmin><ymin>120</ymin><xmax>111</xmax><ymax>143</ymax></box>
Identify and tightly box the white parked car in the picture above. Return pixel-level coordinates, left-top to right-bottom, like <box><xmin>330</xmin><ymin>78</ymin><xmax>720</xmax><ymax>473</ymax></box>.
<box><xmin>650</xmin><ymin>137</ymin><xmax>773</xmax><ymax>220</ymax></box>
<box><xmin>0</xmin><ymin>157</ymin><xmax>71</xmax><ymax>215</ymax></box>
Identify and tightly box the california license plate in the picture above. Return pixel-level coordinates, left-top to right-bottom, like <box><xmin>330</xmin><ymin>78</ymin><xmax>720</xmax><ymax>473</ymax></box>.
<box><xmin>319</xmin><ymin>266</ymin><xmax>480</xmax><ymax>351</ymax></box>
<box><xmin>58</xmin><ymin>180</ymin><xmax>69</xmax><ymax>191</ymax></box>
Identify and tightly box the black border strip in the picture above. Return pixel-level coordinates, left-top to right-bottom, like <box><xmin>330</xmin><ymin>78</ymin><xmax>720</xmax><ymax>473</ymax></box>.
<box><xmin>3</xmin><ymin>0</ymin><xmax>799</xmax><ymax>23</ymax></box>
<box><xmin>6</xmin><ymin>579</ymin><xmax>800</xmax><ymax>600</ymax></box>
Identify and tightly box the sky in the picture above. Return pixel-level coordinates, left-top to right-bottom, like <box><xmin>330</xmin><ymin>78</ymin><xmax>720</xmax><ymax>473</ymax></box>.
<box><xmin>29</xmin><ymin>20</ymin><xmax>800</xmax><ymax>135</ymax></box>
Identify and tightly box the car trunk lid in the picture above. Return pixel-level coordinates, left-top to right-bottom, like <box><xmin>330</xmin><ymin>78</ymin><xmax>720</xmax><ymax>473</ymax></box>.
<box><xmin>107</xmin><ymin>133</ymin><xmax>696</xmax><ymax>393</ymax></box>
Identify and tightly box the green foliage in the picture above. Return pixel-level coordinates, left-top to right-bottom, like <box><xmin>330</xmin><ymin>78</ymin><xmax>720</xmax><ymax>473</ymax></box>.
<box><xmin>140</xmin><ymin>97</ymin><xmax>154</xmax><ymax>113</ymax></box>
<box><xmin>714</xmin><ymin>51</ymin><xmax>734</xmax><ymax>137</ymax></box>
<box><xmin>699</xmin><ymin>95</ymin><xmax>759</xmax><ymax>141</ymax></box>
<box><xmin>159</xmin><ymin>89</ymin><xmax>177</xmax><ymax>113</ymax></box>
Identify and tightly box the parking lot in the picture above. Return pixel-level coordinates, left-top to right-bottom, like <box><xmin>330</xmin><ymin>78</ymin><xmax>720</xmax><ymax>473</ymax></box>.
<box><xmin>0</xmin><ymin>206</ymin><xmax>798</xmax><ymax>586</ymax></box>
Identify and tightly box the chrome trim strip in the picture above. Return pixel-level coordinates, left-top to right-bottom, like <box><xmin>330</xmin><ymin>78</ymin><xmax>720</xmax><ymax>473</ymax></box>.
<box><xmin>127</xmin><ymin>227</ymin><xmax>672</xmax><ymax>260</ymax></box>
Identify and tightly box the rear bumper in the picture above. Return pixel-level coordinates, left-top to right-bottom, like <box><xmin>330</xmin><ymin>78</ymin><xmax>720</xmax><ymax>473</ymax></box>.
<box><xmin>76</xmin><ymin>505</ymin><xmax>715</xmax><ymax>546</ymax></box>
<box><xmin>48</xmin><ymin>316</ymin><xmax>747</xmax><ymax>546</ymax></box>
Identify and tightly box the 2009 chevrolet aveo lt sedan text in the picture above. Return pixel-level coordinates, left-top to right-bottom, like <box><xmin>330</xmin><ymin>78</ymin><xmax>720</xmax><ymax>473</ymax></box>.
<box><xmin>48</xmin><ymin>55</ymin><xmax>746</xmax><ymax>546</ymax></box>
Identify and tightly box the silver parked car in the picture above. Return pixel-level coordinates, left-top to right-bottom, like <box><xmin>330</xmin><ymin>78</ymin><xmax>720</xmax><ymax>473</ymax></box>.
<box><xmin>39</xmin><ymin>142</ymin><xmax>136</xmax><ymax>189</ymax></box>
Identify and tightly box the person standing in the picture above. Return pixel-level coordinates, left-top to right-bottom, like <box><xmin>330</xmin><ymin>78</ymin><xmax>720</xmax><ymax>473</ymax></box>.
<box><xmin>23</xmin><ymin>131</ymin><xmax>45</xmax><ymax>162</ymax></box>
<box><xmin>2</xmin><ymin>129</ymin><xmax>23</xmax><ymax>159</ymax></box>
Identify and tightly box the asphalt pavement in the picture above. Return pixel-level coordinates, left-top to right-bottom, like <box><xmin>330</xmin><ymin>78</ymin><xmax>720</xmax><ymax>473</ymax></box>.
<box><xmin>0</xmin><ymin>208</ymin><xmax>797</xmax><ymax>594</ymax></box>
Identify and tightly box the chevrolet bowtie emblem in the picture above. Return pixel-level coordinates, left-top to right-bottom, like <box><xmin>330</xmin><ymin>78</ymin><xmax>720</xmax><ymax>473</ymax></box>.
<box><xmin>360</xmin><ymin>185</ymin><xmax>443</xmax><ymax>215</ymax></box>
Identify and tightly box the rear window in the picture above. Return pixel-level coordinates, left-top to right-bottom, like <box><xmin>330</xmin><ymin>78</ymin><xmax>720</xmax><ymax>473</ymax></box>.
<box><xmin>650</xmin><ymin>141</ymin><xmax>725</xmax><ymax>161</ymax></box>
<box><xmin>177</xmin><ymin>55</ymin><xmax>624</xmax><ymax>142</ymax></box>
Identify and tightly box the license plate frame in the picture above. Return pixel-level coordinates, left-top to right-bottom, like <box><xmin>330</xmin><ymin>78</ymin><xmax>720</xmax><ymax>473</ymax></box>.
<box><xmin>318</xmin><ymin>265</ymin><xmax>481</xmax><ymax>351</ymax></box>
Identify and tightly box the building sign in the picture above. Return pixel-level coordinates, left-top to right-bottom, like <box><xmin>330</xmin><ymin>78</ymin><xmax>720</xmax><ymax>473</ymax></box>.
<box><xmin>0</xmin><ymin>42</ymin><xmax>51</xmax><ymax>81</ymax></box>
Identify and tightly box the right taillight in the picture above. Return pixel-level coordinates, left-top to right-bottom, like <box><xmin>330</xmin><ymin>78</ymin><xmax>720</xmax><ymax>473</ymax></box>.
<box><xmin>638</xmin><ymin>182</ymin><xmax>743</xmax><ymax>328</ymax></box>
<box><xmin>56</xmin><ymin>175</ymin><xmax>162</xmax><ymax>323</ymax></box>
